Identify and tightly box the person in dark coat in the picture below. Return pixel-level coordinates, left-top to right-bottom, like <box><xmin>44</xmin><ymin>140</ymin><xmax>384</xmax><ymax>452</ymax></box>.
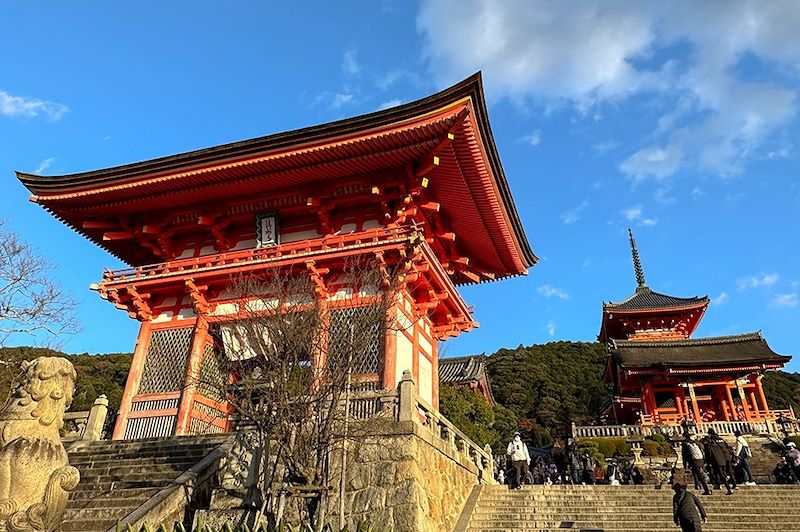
<box><xmin>682</xmin><ymin>437</ymin><xmax>711</xmax><ymax>495</ymax></box>
<box><xmin>702</xmin><ymin>429</ymin><xmax>736</xmax><ymax>494</ymax></box>
<box><xmin>673</xmin><ymin>483</ymin><xmax>707</xmax><ymax>532</ymax></box>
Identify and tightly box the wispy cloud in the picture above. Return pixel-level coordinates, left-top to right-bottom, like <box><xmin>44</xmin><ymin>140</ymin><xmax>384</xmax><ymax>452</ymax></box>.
<box><xmin>313</xmin><ymin>91</ymin><xmax>356</xmax><ymax>110</ymax></box>
<box><xmin>0</xmin><ymin>90</ymin><xmax>68</xmax><ymax>120</ymax></box>
<box><xmin>519</xmin><ymin>129</ymin><xmax>542</xmax><ymax>147</ymax></box>
<box><xmin>653</xmin><ymin>187</ymin><xmax>676</xmax><ymax>205</ymax></box>
<box><xmin>623</xmin><ymin>205</ymin><xmax>658</xmax><ymax>226</ymax></box>
<box><xmin>592</xmin><ymin>140</ymin><xmax>620</xmax><ymax>154</ymax></box>
<box><xmin>378</xmin><ymin>99</ymin><xmax>402</xmax><ymax>110</ymax></box>
<box><xmin>712</xmin><ymin>291</ymin><xmax>730</xmax><ymax>306</ymax></box>
<box><xmin>538</xmin><ymin>284</ymin><xmax>569</xmax><ymax>300</ymax></box>
<box><xmin>772</xmin><ymin>293</ymin><xmax>798</xmax><ymax>308</ymax></box>
<box><xmin>342</xmin><ymin>49</ymin><xmax>361</xmax><ymax>75</ymax></box>
<box><xmin>561</xmin><ymin>200</ymin><xmax>588</xmax><ymax>224</ymax></box>
<box><xmin>545</xmin><ymin>320</ymin><xmax>556</xmax><ymax>337</ymax></box>
<box><xmin>34</xmin><ymin>157</ymin><xmax>54</xmax><ymax>175</ymax></box>
<box><xmin>736</xmin><ymin>273</ymin><xmax>779</xmax><ymax>291</ymax></box>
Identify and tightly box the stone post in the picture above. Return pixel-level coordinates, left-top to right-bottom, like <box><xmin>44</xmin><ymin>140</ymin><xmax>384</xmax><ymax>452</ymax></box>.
<box><xmin>83</xmin><ymin>394</ymin><xmax>109</xmax><ymax>441</ymax></box>
<box><xmin>398</xmin><ymin>370</ymin><xmax>416</xmax><ymax>423</ymax></box>
<box><xmin>483</xmin><ymin>444</ymin><xmax>495</xmax><ymax>482</ymax></box>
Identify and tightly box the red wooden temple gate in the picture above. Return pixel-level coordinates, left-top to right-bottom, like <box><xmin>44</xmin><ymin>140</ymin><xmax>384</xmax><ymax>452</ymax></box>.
<box><xmin>18</xmin><ymin>74</ymin><xmax>537</xmax><ymax>440</ymax></box>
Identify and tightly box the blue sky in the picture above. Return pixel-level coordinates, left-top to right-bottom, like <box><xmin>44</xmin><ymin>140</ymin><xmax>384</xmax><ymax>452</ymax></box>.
<box><xmin>2</xmin><ymin>1</ymin><xmax>799</xmax><ymax>370</ymax></box>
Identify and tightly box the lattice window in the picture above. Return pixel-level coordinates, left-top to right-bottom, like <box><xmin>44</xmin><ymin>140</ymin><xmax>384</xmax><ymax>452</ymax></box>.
<box><xmin>198</xmin><ymin>343</ymin><xmax>228</xmax><ymax>402</ymax></box>
<box><xmin>139</xmin><ymin>327</ymin><xmax>193</xmax><ymax>394</ymax></box>
<box><xmin>329</xmin><ymin>306</ymin><xmax>384</xmax><ymax>375</ymax></box>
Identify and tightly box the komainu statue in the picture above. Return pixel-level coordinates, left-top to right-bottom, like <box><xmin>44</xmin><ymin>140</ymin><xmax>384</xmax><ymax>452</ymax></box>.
<box><xmin>0</xmin><ymin>357</ymin><xmax>80</xmax><ymax>531</ymax></box>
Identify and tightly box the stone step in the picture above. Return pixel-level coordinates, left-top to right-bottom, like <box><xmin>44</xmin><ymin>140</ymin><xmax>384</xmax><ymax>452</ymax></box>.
<box><xmin>68</xmin><ymin>495</ymin><xmax>161</xmax><ymax>510</ymax></box>
<box><xmin>63</xmin><ymin>504</ymin><xmax>142</xmax><ymax>521</ymax></box>
<box><xmin>71</xmin><ymin>458</ymin><xmax>197</xmax><ymax>474</ymax></box>
<box><xmin>61</xmin><ymin>517</ymin><xmax>129</xmax><ymax>532</ymax></box>
<box><xmin>75</xmin><ymin>470</ymin><xmax>180</xmax><ymax>485</ymax></box>
<box><xmin>69</xmin><ymin>486</ymin><xmax>161</xmax><ymax>501</ymax></box>
<box><xmin>68</xmin><ymin>446</ymin><xmax>216</xmax><ymax>461</ymax></box>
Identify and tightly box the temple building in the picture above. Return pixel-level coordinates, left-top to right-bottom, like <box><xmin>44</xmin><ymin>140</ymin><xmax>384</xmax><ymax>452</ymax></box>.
<box><xmin>600</xmin><ymin>229</ymin><xmax>791</xmax><ymax>426</ymax></box>
<box><xmin>438</xmin><ymin>354</ymin><xmax>495</xmax><ymax>404</ymax></box>
<box><xmin>17</xmin><ymin>73</ymin><xmax>536</xmax><ymax>440</ymax></box>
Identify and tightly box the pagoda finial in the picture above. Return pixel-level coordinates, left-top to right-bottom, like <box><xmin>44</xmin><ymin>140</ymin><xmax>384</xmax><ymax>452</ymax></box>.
<box><xmin>628</xmin><ymin>227</ymin><xmax>647</xmax><ymax>289</ymax></box>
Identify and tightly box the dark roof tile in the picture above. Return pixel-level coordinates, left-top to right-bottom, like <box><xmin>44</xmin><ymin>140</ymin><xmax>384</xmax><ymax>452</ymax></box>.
<box><xmin>610</xmin><ymin>332</ymin><xmax>791</xmax><ymax>370</ymax></box>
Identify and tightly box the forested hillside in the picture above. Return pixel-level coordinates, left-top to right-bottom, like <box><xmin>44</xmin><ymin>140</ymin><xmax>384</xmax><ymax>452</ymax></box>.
<box><xmin>0</xmin><ymin>347</ymin><xmax>131</xmax><ymax>411</ymax></box>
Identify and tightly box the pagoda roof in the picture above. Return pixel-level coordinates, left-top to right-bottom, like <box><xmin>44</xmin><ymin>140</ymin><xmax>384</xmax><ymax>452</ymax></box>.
<box><xmin>16</xmin><ymin>73</ymin><xmax>537</xmax><ymax>283</ymax></box>
<box><xmin>609</xmin><ymin>332</ymin><xmax>791</xmax><ymax>371</ymax></box>
<box><xmin>603</xmin><ymin>286</ymin><xmax>710</xmax><ymax>312</ymax></box>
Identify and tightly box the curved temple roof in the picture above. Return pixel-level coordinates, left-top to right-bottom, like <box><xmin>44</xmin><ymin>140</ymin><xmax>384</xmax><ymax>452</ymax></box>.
<box><xmin>604</xmin><ymin>286</ymin><xmax>710</xmax><ymax>312</ymax></box>
<box><xmin>610</xmin><ymin>332</ymin><xmax>791</xmax><ymax>370</ymax></box>
<box><xmin>17</xmin><ymin>73</ymin><xmax>537</xmax><ymax>282</ymax></box>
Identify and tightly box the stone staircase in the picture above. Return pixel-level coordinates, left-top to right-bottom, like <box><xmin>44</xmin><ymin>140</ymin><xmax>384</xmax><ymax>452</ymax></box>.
<box><xmin>63</xmin><ymin>434</ymin><xmax>231</xmax><ymax>532</ymax></box>
<box><xmin>457</xmin><ymin>484</ymin><xmax>800</xmax><ymax>531</ymax></box>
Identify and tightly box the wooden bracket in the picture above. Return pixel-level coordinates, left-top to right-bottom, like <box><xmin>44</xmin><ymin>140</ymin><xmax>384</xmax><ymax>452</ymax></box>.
<box><xmin>305</xmin><ymin>260</ymin><xmax>329</xmax><ymax>298</ymax></box>
<box><xmin>125</xmin><ymin>285</ymin><xmax>153</xmax><ymax>321</ymax></box>
<box><xmin>185</xmin><ymin>279</ymin><xmax>212</xmax><ymax>315</ymax></box>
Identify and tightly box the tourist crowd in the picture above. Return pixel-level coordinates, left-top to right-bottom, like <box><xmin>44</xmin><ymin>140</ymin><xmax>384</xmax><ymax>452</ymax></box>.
<box><xmin>497</xmin><ymin>429</ymin><xmax>800</xmax><ymax>490</ymax></box>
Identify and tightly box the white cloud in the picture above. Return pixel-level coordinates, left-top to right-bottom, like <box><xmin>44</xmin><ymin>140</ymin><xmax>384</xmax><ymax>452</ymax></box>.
<box><xmin>0</xmin><ymin>90</ymin><xmax>68</xmax><ymax>120</ymax></box>
<box><xmin>623</xmin><ymin>204</ymin><xmax>658</xmax><ymax>226</ymax></box>
<box><xmin>417</xmin><ymin>1</ymin><xmax>800</xmax><ymax>179</ymax></box>
<box><xmin>537</xmin><ymin>284</ymin><xmax>569</xmax><ymax>300</ymax></box>
<box><xmin>561</xmin><ymin>200</ymin><xmax>588</xmax><ymax>224</ymax></box>
<box><xmin>342</xmin><ymin>49</ymin><xmax>361</xmax><ymax>75</ymax></box>
<box><xmin>653</xmin><ymin>187</ymin><xmax>676</xmax><ymax>204</ymax></box>
<box><xmin>736</xmin><ymin>273</ymin><xmax>779</xmax><ymax>291</ymax></box>
<box><xmin>690</xmin><ymin>187</ymin><xmax>704</xmax><ymax>200</ymax></box>
<box><xmin>313</xmin><ymin>92</ymin><xmax>356</xmax><ymax>110</ymax></box>
<box><xmin>712</xmin><ymin>291</ymin><xmax>730</xmax><ymax>306</ymax></box>
<box><xmin>772</xmin><ymin>293</ymin><xmax>798</xmax><ymax>308</ymax></box>
<box><xmin>592</xmin><ymin>140</ymin><xmax>620</xmax><ymax>154</ymax></box>
<box><xmin>624</xmin><ymin>205</ymin><xmax>643</xmax><ymax>221</ymax></box>
<box><xmin>519</xmin><ymin>129</ymin><xmax>542</xmax><ymax>147</ymax></box>
<box><xmin>34</xmin><ymin>158</ymin><xmax>54</xmax><ymax>174</ymax></box>
<box><xmin>378</xmin><ymin>99</ymin><xmax>403</xmax><ymax>110</ymax></box>
<box><xmin>545</xmin><ymin>320</ymin><xmax>556</xmax><ymax>337</ymax></box>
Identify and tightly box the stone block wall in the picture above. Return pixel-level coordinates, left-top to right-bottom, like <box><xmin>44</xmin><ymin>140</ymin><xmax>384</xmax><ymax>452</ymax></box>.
<box><xmin>337</xmin><ymin>421</ymin><xmax>483</xmax><ymax>531</ymax></box>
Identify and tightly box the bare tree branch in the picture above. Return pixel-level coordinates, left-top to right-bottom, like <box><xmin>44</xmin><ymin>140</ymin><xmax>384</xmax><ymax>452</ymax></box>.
<box><xmin>0</xmin><ymin>220</ymin><xmax>80</xmax><ymax>350</ymax></box>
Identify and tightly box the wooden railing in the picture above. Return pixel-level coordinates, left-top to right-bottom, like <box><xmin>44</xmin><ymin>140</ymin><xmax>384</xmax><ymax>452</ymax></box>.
<box><xmin>573</xmin><ymin>416</ymin><xmax>799</xmax><ymax>440</ymax></box>
<box><xmin>99</xmin><ymin>226</ymin><xmax>416</xmax><ymax>283</ymax></box>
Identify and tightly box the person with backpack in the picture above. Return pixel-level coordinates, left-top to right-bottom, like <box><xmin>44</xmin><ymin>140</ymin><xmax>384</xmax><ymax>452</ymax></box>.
<box><xmin>702</xmin><ymin>429</ymin><xmax>736</xmax><ymax>494</ymax></box>
<box><xmin>733</xmin><ymin>430</ymin><xmax>755</xmax><ymax>485</ymax></box>
<box><xmin>506</xmin><ymin>432</ymin><xmax>531</xmax><ymax>489</ymax></box>
<box><xmin>673</xmin><ymin>483</ymin><xmax>708</xmax><ymax>532</ymax></box>
<box><xmin>682</xmin><ymin>436</ymin><xmax>711</xmax><ymax>495</ymax></box>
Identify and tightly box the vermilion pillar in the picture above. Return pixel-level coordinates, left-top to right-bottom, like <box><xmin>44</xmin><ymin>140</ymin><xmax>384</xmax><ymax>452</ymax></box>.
<box><xmin>112</xmin><ymin>322</ymin><xmax>152</xmax><ymax>440</ymax></box>
<box><xmin>175</xmin><ymin>316</ymin><xmax>208</xmax><ymax>436</ymax></box>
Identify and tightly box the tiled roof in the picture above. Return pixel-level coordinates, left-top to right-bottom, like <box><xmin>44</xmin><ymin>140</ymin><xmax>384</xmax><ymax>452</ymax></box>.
<box><xmin>604</xmin><ymin>286</ymin><xmax>709</xmax><ymax>311</ymax></box>
<box><xmin>439</xmin><ymin>354</ymin><xmax>487</xmax><ymax>383</ymax></box>
<box><xmin>610</xmin><ymin>332</ymin><xmax>791</xmax><ymax>370</ymax></box>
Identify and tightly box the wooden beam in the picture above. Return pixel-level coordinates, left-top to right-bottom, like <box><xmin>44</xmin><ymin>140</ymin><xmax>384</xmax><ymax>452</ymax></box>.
<box><xmin>103</xmin><ymin>231</ymin><xmax>135</xmax><ymax>241</ymax></box>
<box><xmin>83</xmin><ymin>220</ymin><xmax>118</xmax><ymax>230</ymax></box>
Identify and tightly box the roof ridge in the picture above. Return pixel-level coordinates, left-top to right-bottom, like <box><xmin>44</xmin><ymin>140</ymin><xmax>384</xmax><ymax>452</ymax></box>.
<box><xmin>615</xmin><ymin>332</ymin><xmax>762</xmax><ymax>348</ymax></box>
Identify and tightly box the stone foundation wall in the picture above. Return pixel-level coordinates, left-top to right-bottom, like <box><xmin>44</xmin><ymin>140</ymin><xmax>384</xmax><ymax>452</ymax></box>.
<box><xmin>338</xmin><ymin>420</ymin><xmax>483</xmax><ymax>531</ymax></box>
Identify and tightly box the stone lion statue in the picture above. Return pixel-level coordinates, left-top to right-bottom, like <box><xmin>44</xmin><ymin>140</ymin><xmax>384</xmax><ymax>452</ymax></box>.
<box><xmin>0</xmin><ymin>357</ymin><xmax>80</xmax><ymax>531</ymax></box>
